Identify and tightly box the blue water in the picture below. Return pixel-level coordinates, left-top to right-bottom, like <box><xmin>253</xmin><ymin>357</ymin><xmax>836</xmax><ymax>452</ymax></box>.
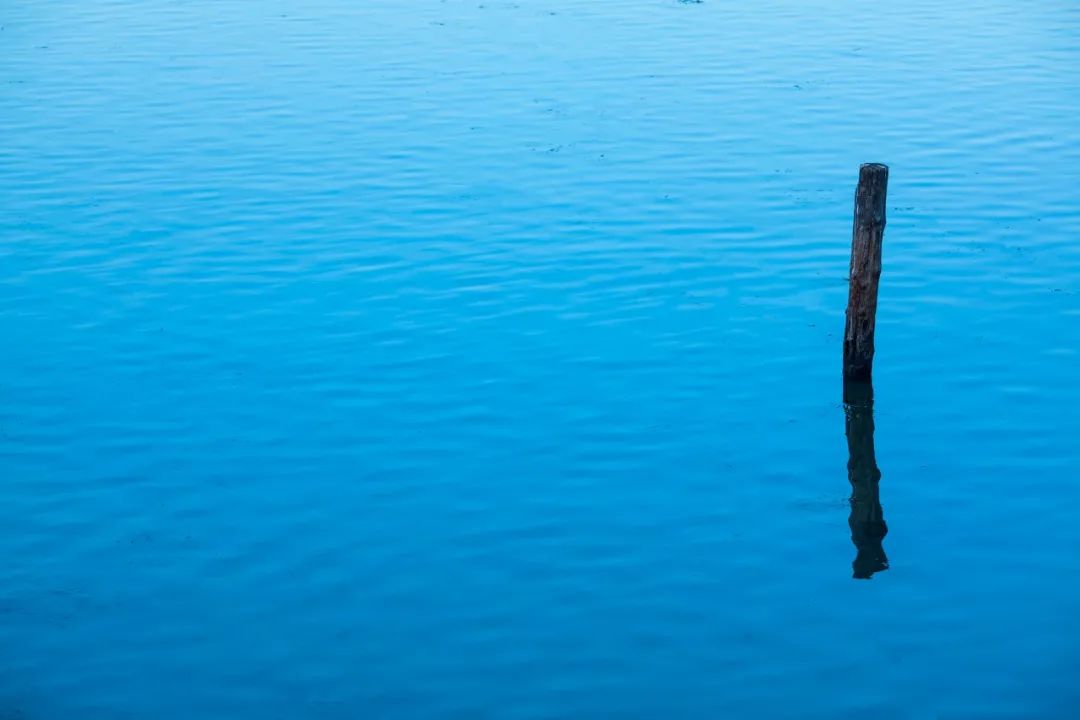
<box><xmin>3</xmin><ymin>1</ymin><xmax>1080</xmax><ymax>717</ymax></box>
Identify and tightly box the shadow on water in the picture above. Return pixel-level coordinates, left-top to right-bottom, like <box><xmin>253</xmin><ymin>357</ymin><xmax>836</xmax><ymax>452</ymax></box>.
<box><xmin>843</xmin><ymin>380</ymin><xmax>888</xmax><ymax>579</ymax></box>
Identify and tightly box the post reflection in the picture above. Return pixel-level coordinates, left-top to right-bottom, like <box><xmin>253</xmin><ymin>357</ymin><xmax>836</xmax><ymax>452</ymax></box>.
<box><xmin>843</xmin><ymin>380</ymin><xmax>888</xmax><ymax>579</ymax></box>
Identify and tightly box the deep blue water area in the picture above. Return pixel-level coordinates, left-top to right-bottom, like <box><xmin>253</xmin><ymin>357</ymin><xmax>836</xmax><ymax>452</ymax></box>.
<box><xmin>3</xmin><ymin>1</ymin><xmax>1080</xmax><ymax>717</ymax></box>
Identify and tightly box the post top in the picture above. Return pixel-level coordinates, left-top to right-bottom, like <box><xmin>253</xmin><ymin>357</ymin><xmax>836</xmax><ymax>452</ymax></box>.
<box><xmin>860</xmin><ymin>163</ymin><xmax>889</xmax><ymax>173</ymax></box>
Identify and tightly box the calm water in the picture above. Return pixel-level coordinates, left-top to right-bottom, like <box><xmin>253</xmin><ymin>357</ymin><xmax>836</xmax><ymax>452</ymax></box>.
<box><xmin>3</xmin><ymin>1</ymin><xmax>1080</xmax><ymax>717</ymax></box>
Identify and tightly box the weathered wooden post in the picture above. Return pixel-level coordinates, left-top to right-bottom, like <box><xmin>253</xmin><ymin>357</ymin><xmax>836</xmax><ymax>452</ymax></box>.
<box><xmin>843</xmin><ymin>163</ymin><xmax>889</xmax><ymax>381</ymax></box>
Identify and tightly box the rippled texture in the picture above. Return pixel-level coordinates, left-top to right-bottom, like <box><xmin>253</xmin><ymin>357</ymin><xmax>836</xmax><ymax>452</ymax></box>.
<box><xmin>2</xmin><ymin>1</ymin><xmax>1080</xmax><ymax>717</ymax></box>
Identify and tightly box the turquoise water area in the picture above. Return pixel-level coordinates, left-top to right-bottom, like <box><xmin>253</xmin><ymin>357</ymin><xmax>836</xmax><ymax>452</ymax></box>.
<box><xmin>2</xmin><ymin>1</ymin><xmax>1079</xmax><ymax>717</ymax></box>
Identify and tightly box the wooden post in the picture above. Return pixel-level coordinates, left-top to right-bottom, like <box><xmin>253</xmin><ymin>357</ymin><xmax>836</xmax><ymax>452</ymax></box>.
<box><xmin>843</xmin><ymin>163</ymin><xmax>889</xmax><ymax>381</ymax></box>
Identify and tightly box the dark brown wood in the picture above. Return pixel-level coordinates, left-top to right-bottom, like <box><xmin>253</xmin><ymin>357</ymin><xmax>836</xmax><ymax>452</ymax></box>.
<box><xmin>843</xmin><ymin>163</ymin><xmax>889</xmax><ymax>381</ymax></box>
<box><xmin>843</xmin><ymin>379</ymin><xmax>888</xmax><ymax>579</ymax></box>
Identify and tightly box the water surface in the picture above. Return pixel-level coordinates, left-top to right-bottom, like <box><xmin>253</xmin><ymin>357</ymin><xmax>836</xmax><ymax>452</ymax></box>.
<box><xmin>2</xmin><ymin>1</ymin><xmax>1080</xmax><ymax>717</ymax></box>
